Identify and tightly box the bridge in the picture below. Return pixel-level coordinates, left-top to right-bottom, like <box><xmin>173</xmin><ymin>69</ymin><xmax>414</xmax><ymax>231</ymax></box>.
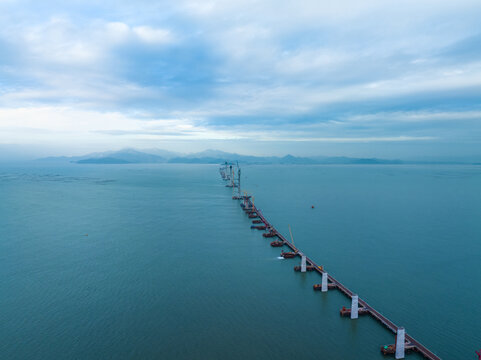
<box><xmin>240</xmin><ymin>195</ymin><xmax>441</xmax><ymax>360</ymax></box>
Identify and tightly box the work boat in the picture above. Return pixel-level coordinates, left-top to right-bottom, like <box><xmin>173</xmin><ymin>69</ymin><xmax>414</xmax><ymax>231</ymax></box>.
<box><xmin>251</xmin><ymin>225</ymin><xmax>267</xmax><ymax>230</ymax></box>
<box><xmin>270</xmin><ymin>240</ymin><xmax>284</xmax><ymax>247</ymax></box>
<box><xmin>263</xmin><ymin>230</ymin><xmax>276</xmax><ymax>238</ymax></box>
<box><xmin>280</xmin><ymin>250</ymin><xmax>297</xmax><ymax>258</ymax></box>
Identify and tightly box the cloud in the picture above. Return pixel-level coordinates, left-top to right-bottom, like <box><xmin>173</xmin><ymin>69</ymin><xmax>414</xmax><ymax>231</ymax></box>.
<box><xmin>18</xmin><ymin>18</ymin><xmax>175</xmax><ymax>67</ymax></box>
<box><xmin>257</xmin><ymin>136</ymin><xmax>436</xmax><ymax>143</ymax></box>
<box><xmin>104</xmin><ymin>22</ymin><xmax>174</xmax><ymax>45</ymax></box>
<box><xmin>132</xmin><ymin>26</ymin><xmax>173</xmax><ymax>44</ymax></box>
<box><xmin>0</xmin><ymin>0</ymin><xmax>481</xmax><ymax>157</ymax></box>
<box><xmin>345</xmin><ymin>110</ymin><xmax>481</xmax><ymax>123</ymax></box>
<box><xmin>21</xmin><ymin>17</ymin><xmax>101</xmax><ymax>66</ymax></box>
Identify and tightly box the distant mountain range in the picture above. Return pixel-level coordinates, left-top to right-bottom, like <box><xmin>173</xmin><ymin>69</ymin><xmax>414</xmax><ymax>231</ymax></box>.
<box><xmin>37</xmin><ymin>148</ymin><xmax>475</xmax><ymax>165</ymax></box>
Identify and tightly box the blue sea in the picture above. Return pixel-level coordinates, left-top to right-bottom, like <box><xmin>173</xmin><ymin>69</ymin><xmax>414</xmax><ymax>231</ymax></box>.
<box><xmin>1</xmin><ymin>163</ymin><xmax>480</xmax><ymax>359</ymax></box>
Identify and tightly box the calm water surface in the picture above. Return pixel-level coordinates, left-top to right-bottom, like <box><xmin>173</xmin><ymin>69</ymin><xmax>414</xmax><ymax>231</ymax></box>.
<box><xmin>1</xmin><ymin>163</ymin><xmax>480</xmax><ymax>359</ymax></box>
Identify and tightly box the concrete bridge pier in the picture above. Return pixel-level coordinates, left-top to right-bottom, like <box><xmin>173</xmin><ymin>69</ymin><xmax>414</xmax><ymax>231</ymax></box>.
<box><xmin>351</xmin><ymin>295</ymin><xmax>359</xmax><ymax>319</ymax></box>
<box><xmin>301</xmin><ymin>255</ymin><xmax>306</xmax><ymax>272</ymax></box>
<box><xmin>395</xmin><ymin>327</ymin><xmax>405</xmax><ymax>359</ymax></box>
<box><xmin>321</xmin><ymin>272</ymin><xmax>328</xmax><ymax>292</ymax></box>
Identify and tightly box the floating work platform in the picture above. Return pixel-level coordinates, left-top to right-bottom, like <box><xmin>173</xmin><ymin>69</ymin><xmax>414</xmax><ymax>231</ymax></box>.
<box><xmin>313</xmin><ymin>283</ymin><xmax>337</xmax><ymax>291</ymax></box>
<box><xmin>270</xmin><ymin>240</ymin><xmax>284</xmax><ymax>247</ymax></box>
<box><xmin>340</xmin><ymin>306</ymin><xmax>369</xmax><ymax>317</ymax></box>
<box><xmin>251</xmin><ymin>225</ymin><xmax>267</xmax><ymax>230</ymax></box>
<box><xmin>235</xmin><ymin>194</ymin><xmax>441</xmax><ymax>360</ymax></box>
<box><xmin>381</xmin><ymin>343</ymin><xmax>416</xmax><ymax>355</ymax></box>
<box><xmin>294</xmin><ymin>265</ymin><xmax>316</xmax><ymax>272</ymax></box>
<box><xmin>262</xmin><ymin>231</ymin><xmax>277</xmax><ymax>238</ymax></box>
<box><xmin>280</xmin><ymin>250</ymin><xmax>297</xmax><ymax>258</ymax></box>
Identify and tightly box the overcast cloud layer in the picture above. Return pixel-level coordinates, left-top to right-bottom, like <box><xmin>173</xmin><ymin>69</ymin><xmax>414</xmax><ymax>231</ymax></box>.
<box><xmin>1</xmin><ymin>0</ymin><xmax>481</xmax><ymax>159</ymax></box>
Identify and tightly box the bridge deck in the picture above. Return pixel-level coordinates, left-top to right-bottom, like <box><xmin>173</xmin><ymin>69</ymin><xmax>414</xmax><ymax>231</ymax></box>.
<box><xmin>246</xmin><ymin>199</ymin><xmax>440</xmax><ymax>360</ymax></box>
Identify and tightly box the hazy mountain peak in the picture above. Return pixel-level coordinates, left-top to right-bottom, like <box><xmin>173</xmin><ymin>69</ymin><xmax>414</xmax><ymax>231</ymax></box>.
<box><xmin>35</xmin><ymin>148</ymin><xmax>473</xmax><ymax>165</ymax></box>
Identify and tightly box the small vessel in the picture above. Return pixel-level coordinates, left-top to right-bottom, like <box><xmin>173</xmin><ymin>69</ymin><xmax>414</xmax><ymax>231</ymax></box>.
<box><xmin>251</xmin><ymin>225</ymin><xmax>267</xmax><ymax>230</ymax></box>
<box><xmin>340</xmin><ymin>306</ymin><xmax>350</xmax><ymax>317</ymax></box>
<box><xmin>252</xmin><ymin>220</ymin><xmax>263</xmax><ymax>224</ymax></box>
<box><xmin>270</xmin><ymin>240</ymin><xmax>284</xmax><ymax>247</ymax></box>
<box><xmin>381</xmin><ymin>343</ymin><xmax>415</xmax><ymax>355</ymax></box>
<box><xmin>380</xmin><ymin>345</ymin><xmax>395</xmax><ymax>355</ymax></box>
<box><xmin>263</xmin><ymin>231</ymin><xmax>276</xmax><ymax>238</ymax></box>
<box><xmin>248</xmin><ymin>213</ymin><xmax>258</xmax><ymax>218</ymax></box>
<box><xmin>280</xmin><ymin>250</ymin><xmax>297</xmax><ymax>258</ymax></box>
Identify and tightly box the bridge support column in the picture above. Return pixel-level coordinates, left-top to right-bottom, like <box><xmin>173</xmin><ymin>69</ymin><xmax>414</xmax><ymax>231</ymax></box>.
<box><xmin>301</xmin><ymin>255</ymin><xmax>306</xmax><ymax>272</ymax></box>
<box><xmin>395</xmin><ymin>327</ymin><xmax>405</xmax><ymax>359</ymax></box>
<box><xmin>321</xmin><ymin>272</ymin><xmax>328</xmax><ymax>292</ymax></box>
<box><xmin>351</xmin><ymin>295</ymin><xmax>359</xmax><ymax>319</ymax></box>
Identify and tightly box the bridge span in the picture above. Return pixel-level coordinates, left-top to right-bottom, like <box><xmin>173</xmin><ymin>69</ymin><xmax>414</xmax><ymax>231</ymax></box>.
<box><xmin>240</xmin><ymin>195</ymin><xmax>441</xmax><ymax>360</ymax></box>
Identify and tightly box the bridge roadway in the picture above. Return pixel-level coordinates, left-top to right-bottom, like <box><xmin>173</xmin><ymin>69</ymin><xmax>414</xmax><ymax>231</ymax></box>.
<box><xmin>246</xmin><ymin>199</ymin><xmax>441</xmax><ymax>360</ymax></box>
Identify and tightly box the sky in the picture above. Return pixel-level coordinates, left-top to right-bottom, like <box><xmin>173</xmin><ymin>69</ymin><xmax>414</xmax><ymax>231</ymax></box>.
<box><xmin>1</xmin><ymin>0</ymin><xmax>481</xmax><ymax>160</ymax></box>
